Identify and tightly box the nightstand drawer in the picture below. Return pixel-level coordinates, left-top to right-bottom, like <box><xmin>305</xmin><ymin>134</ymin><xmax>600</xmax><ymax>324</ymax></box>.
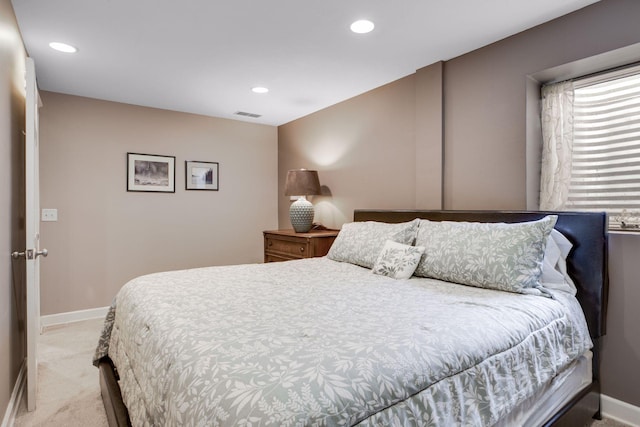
<box><xmin>263</xmin><ymin>229</ymin><xmax>339</xmax><ymax>263</ymax></box>
<box><xmin>265</xmin><ymin>237</ymin><xmax>308</xmax><ymax>257</ymax></box>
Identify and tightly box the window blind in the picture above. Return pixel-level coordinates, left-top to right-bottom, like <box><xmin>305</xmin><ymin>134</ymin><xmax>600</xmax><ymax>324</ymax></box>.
<box><xmin>567</xmin><ymin>69</ymin><xmax>640</xmax><ymax>229</ymax></box>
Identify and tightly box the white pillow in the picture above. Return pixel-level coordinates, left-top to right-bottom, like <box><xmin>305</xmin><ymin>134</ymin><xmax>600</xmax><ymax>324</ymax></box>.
<box><xmin>372</xmin><ymin>240</ymin><xmax>425</xmax><ymax>280</ymax></box>
<box><xmin>541</xmin><ymin>234</ymin><xmax>563</xmax><ymax>283</ymax></box>
<box><xmin>541</xmin><ymin>229</ymin><xmax>577</xmax><ymax>295</ymax></box>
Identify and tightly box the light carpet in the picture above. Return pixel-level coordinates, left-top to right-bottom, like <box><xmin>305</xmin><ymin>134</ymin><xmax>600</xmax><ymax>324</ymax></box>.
<box><xmin>12</xmin><ymin>318</ymin><xmax>631</xmax><ymax>426</ymax></box>
<box><xmin>14</xmin><ymin>318</ymin><xmax>107</xmax><ymax>426</ymax></box>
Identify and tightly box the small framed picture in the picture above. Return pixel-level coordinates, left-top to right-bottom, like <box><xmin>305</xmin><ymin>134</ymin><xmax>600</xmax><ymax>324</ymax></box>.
<box><xmin>127</xmin><ymin>153</ymin><xmax>175</xmax><ymax>193</ymax></box>
<box><xmin>186</xmin><ymin>161</ymin><xmax>219</xmax><ymax>191</ymax></box>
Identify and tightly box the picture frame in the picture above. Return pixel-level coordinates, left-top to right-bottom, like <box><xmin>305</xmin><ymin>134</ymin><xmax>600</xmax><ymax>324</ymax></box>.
<box><xmin>127</xmin><ymin>152</ymin><xmax>175</xmax><ymax>193</ymax></box>
<box><xmin>185</xmin><ymin>161</ymin><xmax>219</xmax><ymax>191</ymax></box>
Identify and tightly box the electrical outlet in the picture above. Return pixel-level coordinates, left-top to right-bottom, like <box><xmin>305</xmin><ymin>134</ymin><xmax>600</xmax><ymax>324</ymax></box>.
<box><xmin>41</xmin><ymin>208</ymin><xmax>58</xmax><ymax>222</ymax></box>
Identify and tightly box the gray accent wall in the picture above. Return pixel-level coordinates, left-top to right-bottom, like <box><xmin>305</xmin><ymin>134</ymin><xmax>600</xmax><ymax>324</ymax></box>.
<box><xmin>604</xmin><ymin>233</ymin><xmax>640</xmax><ymax>406</ymax></box>
<box><xmin>278</xmin><ymin>0</ymin><xmax>640</xmax><ymax>408</ymax></box>
<box><xmin>0</xmin><ymin>0</ymin><xmax>26</xmax><ymax>419</ymax></box>
<box><xmin>443</xmin><ymin>0</ymin><xmax>640</xmax><ymax>210</ymax></box>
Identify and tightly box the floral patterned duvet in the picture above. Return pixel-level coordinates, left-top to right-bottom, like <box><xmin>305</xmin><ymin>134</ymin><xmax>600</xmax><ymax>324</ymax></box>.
<box><xmin>94</xmin><ymin>257</ymin><xmax>592</xmax><ymax>426</ymax></box>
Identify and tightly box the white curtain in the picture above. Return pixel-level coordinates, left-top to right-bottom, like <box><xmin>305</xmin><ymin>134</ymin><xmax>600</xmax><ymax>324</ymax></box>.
<box><xmin>539</xmin><ymin>81</ymin><xmax>575</xmax><ymax>210</ymax></box>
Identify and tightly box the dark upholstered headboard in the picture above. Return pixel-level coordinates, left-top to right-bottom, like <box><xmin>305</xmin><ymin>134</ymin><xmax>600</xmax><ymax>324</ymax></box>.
<box><xmin>353</xmin><ymin>210</ymin><xmax>609</xmax><ymax>340</ymax></box>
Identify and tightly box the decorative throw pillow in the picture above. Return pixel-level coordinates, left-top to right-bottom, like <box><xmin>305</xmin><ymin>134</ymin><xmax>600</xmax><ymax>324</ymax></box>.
<box><xmin>413</xmin><ymin>215</ymin><xmax>557</xmax><ymax>295</ymax></box>
<box><xmin>372</xmin><ymin>240</ymin><xmax>425</xmax><ymax>279</ymax></box>
<box><xmin>327</xmin><ymin>219</ymin><xmax>420</xmax><ymax>268</ymax></box>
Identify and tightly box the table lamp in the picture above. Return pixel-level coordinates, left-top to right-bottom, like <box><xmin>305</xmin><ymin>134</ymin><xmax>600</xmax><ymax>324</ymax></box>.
<box><xmin>284</xmin><ymin>169</ymin><xmax>321</xmax><ymax>233</ymax></box>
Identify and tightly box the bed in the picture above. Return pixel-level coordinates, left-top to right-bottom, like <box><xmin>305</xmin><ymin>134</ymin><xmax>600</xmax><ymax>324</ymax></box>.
<box><xmin>94</xmin><ymin>209</ymin><xmax>608</xmax><ymax>427</ymax></box>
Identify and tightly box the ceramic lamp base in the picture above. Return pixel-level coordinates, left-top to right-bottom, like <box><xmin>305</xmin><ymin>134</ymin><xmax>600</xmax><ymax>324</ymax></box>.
<box><xmin>289</xmin><ymin>197</ymin><xmax>314</xmax><ymax>233</ymax></box>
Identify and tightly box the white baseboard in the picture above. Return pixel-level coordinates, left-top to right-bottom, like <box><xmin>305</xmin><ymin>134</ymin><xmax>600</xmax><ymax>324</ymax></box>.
<box><xmin>1</xmin><ymin>360</ymin><xmax>25</xmax><ymax>427</ymax></box>
<box><xmin>602</xmin><ymin>394</ymin><xmax>640</xmax><ymax>427</ymax></box>
<box><xmin>40</xmin><ymin>306</ymin><xmax>109</xmax><ymax>329</ymax></box>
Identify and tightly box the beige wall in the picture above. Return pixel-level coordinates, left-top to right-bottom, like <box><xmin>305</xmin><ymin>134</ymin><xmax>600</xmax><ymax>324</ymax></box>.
<box><xmin>39</xmin><ymin>92</ymin><xmax>278</xmax><ymax>315</ymax></box>
<box><xmin>278</xmin><ymin>76</ymin><xmax>416</xmax><ymax>229</ymax></box>
<box><xmin>278</xmin><ymin>61</ymin><xmax>443</xmax><ymax>230</ymax></box>
<box><xmin>278</xmin><ymin>0</ymin><xmax>640</xmax><ymax>408</ymax></box>
<box><xmin>0</xmin><ymin>0</ymin><xmax>26</xmax><ymax>419</ymax></box>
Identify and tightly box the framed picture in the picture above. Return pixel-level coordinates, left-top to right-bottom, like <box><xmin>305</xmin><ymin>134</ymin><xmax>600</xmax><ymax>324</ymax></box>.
<box><xmin>127</xmin><ymin>153</ymin><xmax>175</xmax><ymax>193</ymax></box>
<box><xmin>186</xmin><ymin>161</ymin><xmax>219</xmax><ymax>191</ymax></box>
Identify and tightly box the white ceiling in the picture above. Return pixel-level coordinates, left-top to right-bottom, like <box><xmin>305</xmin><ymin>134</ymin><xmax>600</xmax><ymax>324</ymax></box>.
<box><xmin>12</xmin><ymin>0</ymin><xmax>599</xmax><ymax>126</ymax></box>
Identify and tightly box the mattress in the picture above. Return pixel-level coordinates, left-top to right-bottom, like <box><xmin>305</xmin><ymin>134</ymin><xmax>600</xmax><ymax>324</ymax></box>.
<box><xmin>94</xmin><ymin>257</ymin><xmax>593</xmax><ymax>426</ymax></box>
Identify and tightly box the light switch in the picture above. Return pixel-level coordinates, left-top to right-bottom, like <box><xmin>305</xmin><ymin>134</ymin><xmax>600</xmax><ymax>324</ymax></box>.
<box><xmin>42</xmin><ymin>208</ymin><xmax>58</xmax><ymax>222</ymax></box>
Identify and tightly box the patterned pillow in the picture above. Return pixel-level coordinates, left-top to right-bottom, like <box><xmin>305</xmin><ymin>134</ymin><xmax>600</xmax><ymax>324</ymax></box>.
<box><xmin>413</xmin><ymin>216</ymin><xmax>557</xmax><ymax>295</ymax></box>
<box><xmin>372</xmin><ymin>240</ymin><xmax>425</xmax><ymax>279</ymax></box>
<box><xmin>327</xmin><ymin>219</ymin><xmax>420</xmax><ymax>268</ymax></box>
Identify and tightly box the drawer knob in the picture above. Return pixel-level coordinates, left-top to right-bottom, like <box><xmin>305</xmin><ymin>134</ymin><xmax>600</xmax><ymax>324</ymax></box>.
<box><xmin>300</xmin><ymin>247</ymin><xmax>305</xmax><ymax>252</ymax></box>
<box><xmin>268</xmin><ymin>241</ymin><xmax>273</xmax><ymax>247</ymax></box>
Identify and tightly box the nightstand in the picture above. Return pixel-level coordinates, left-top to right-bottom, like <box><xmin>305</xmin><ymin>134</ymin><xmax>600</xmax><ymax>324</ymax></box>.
<box><xmin>263</xmin><ymin>229</ymin><xmax>339</xmax><ymax>263</ymax></box>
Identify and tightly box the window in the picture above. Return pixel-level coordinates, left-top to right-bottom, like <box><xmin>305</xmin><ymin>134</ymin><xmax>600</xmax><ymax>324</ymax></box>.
<box><xmin>540</xmin><ymin>64</ymin><xmax>640</xmax><ymax>230</ymax></box>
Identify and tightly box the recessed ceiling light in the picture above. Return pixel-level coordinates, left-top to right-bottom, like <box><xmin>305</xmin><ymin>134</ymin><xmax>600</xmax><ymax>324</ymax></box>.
<box><xmin>251</xmin><ymin>86</ymin><xmax>269</xmax><ymax>94</ymax></box>
<box><xmin>350</xmin><ymin>20</ymin><xmax>375</xmax><ymax>34</ymax></box>
<box><xmin>49</xmin><ymin>42</ymin><xmax>77</xmax><ymax>53</ymax></box>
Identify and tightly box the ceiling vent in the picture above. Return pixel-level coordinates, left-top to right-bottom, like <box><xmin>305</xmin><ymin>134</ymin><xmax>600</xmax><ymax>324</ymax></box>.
<box><xmin>234</xmin><ymin>111</ymin><xmax>262</xmax><ymax>118</ymax></box>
